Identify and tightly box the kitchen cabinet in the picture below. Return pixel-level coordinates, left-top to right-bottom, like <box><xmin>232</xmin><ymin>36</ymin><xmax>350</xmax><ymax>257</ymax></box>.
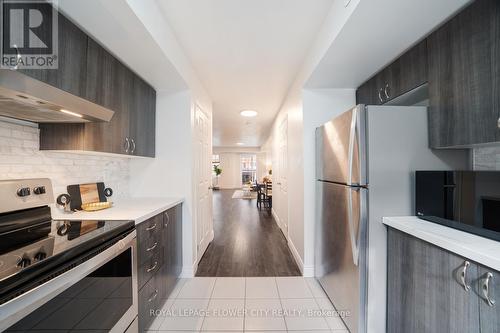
<box><xmin>130</xmin><ymin>76</ymin><xmax>156</xmax><ymax>157</ymax></box>
<box><xmin>387</xmin><ymin>227</ymin><xmax>500</xmax><ymax>333</ymax></box>
<box><xmin>355</xmin><ymin>76</ymin><xmax>379</xmax><ymax>106</ymax></box>
<box><xmin>18</xmin><ymin>12</ymin><xmax>88</xmax><ymax>98</ymax></box>
<box><xmin>162</xmin><ymin>204</ymin><xmax>183</xmax><ymax>297</ymax></box>
<box><xmin>356</xmin><ymin>40</ymin><xmax>428</xmax><ymax>105</ymax></box>
<box><xmin>136</xmin><ymin>204</ymin><xmax>183</xmax><ymax>332</ymax></box>
<box><xmin>25</xmin><ymin>7</ymin><xmax>157</xmax><ymax>157</ymax></box>
<box><xmin>39</xmin><ymin>34</ymin><xmax>156</xmax><ymax>157</ymax></box>
<box><xmin>427</xmin><ymin>0</ymin><xmax>500</xmax><ymax>148</ymax></box>
<box><xmin>83</xmin><ymin>38</ymin><xmax>133</xmax><ymax>155</ymax></box>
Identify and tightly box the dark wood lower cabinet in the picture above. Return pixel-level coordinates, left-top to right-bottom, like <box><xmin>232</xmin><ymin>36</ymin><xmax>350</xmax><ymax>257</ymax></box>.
<box><xmin>387</xmin><ymin>228</ymin><xmax>481</xmax><ymax>333</ymax></box>
<box><xmin>478</xmin><ymin>267</ymin><xmax>500</xmax><ymax>333</ymax></box>
<box><xmin>136</xmin><ymin>204</ymin><xmax>183</xmax><ymax>332</ymax></box>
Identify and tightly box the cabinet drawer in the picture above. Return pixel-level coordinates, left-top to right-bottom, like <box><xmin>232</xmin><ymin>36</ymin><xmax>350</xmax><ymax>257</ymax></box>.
<box><xmin>137</xmin><ymin>214</ymin><xmax>163</xmax><ymax>243</ymax></box>
<box><xmin>138</xmin><ymin>248</ymin><xmax>163</xmax><ymax>290</ymax></box>
<box><xmin>137</xmin><ymin>231</ymin><xmax>162</xmax><ymax>268</ymax></box>
<box><xmin>138</xmin><ymin>272</ymin><xmax>162</xmax><ymax>332</ymax></box>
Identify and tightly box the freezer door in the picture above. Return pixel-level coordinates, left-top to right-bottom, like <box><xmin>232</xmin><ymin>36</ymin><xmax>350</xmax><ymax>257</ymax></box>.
<box><xmin>316</xmin><ymin>105</ymin><xmax>367</xmax><ymax>186</ymax></box>
<box><xmin>315</xmin><ymin>181</ymin><xmax>367</xmax><ymax>333</ymax></box>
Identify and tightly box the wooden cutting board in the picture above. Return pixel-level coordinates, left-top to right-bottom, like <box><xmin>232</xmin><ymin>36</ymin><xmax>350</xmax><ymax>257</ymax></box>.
<box><xmin>67</xmin><ymin>182</ymin><xmax>108</xmax><ymax>211</ymax></box>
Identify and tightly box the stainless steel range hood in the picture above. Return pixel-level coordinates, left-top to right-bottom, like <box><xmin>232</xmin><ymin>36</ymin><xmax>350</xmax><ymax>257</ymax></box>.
<box><xmin>0</xmin><ymin>69</ymin><xmax>114</xmax><ymax>123</ymax></box>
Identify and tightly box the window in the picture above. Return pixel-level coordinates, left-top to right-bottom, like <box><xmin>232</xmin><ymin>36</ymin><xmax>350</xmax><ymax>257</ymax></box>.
<box><xmin>212</xmin><ymin>154</ymin><xmax>220</xmax><ymax>176</ymax></box>
<box><xmin>241</xmin><ymin>154</ymin><xmax>257</xmax><ymax>185</ymax></box>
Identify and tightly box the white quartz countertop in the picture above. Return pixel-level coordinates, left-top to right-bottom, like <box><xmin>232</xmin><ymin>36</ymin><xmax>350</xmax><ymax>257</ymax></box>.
<box><xmin>50</xmin><ymin>197</ymin><xmax>183</xmax><ymax>225</ymax></box>
<box><xmin>383</xmin><ymin>216</ymin><xmax>500</xmax><ymax>271</ymax></box>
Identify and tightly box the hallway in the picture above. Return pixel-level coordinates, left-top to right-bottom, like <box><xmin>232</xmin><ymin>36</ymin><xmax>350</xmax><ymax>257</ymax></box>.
<box><xmin>196</xmin><ymin>190</ymin><xmax>301</xmax><ymax>277</ymax></box>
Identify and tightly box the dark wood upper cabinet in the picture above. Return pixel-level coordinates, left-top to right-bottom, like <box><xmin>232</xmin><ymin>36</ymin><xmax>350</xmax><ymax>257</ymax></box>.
<box><xmin>356</xmin><ymin>40</ymin><xmax>428</xmax><ymax>105</ymax></box>
<box><xmin>387</xmin><ymin>228</ymin><xmax>481</xmax><ymax>333</ymax></box>
<box><xmin>130</xmin><ymin>76</ymin><xmax>156</xmax><ymax>157</ymax></box>
<box><xmin>388</xmin><ymin>39</ymin><xmax>428</xmax><ymax>99</ymax></box>
<box><xmin>39</xmin><ymin>10</ymin><xmax>156</xmax><ymax>157</ymax></box>
<box><xmin>19</xmin><ymin>12</ymin><xmax>87</xmax><ymax>98</ymax></box>
<box><xmin>427</xmin><ymin>0</ymin><xmax>500</xmax><ymax>148</ymax></box>
<box><xmin>83</xmin><ymin>38</ymin><xmax>132</xmax><ymax>155</ymax></box>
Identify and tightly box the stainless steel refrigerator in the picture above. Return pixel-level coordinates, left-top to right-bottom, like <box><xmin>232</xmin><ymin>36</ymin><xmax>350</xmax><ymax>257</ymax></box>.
<box><xmin>315</xmin><ymin>105</ymin><xmax>467</xmax><ymax>333</ymax></box>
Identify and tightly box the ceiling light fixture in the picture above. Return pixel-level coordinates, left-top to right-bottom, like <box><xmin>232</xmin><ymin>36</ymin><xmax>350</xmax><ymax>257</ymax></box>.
<box><xmin>236</xmin><ymin>142</ymin><xmax>244</xmax><ymax>145</ymax></box>
<box><xmin>60</xmin><ymin>109</ymin><xmax>83</xmax><ymax>118</ymax></box>
<box><xmin>240</xmin><ymin>110</ymin><xmax>258</xmax><ymax>117</ymax></box>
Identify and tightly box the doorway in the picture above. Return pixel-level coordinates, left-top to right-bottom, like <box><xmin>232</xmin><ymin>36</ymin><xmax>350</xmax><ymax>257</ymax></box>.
<box><xmin>196</xmin><ymin>148</ymin><xmax>299</xmax><ymax>277</ymax></box>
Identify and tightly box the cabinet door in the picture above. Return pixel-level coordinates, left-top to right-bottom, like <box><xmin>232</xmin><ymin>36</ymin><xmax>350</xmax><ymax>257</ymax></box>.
<box><xmin>389</xmin><ymin>39</ymin><xmax>428</xmax><ymax>99</ymax></box>
<box><xmin>162</xmin><ymin>207</ymin><xmax>177</xmax><ymax>297</ymax></box>
<box><xmin>173</xmin><ymin>204</ymin><xmax>183</xmax><ymax>277</ymax></box>
<box><xmin>130</xmin><ymin>76</ymin><xmax>156</xmax><ymax>157</ymax></box>
<box><xmin>493</xmin><ymin>0</ymin><xmax>500</xmax><ymax>142</ymax></box>
<box><xmin>84</xmin><ymin>38</ymin><xmax>130</xmax><ymax>154</ymax></box>
<box><xmin>356</xmin><ymin>79</ymin><xmax>377</xmax><ymax>105</ymax></box>
<box><xmin>18</xmin><ymin>12</ymin><xmax>88</xmax><ymax>98</ymax></box>
<box><xmin>478</xmin><ymin>267</ymin><xmax>500</xmax><ymax>332</ymax></box>
<box><xmin>427</xmin><ymin>0</ymin><xmax>499</xmax><ymax>148</ymax></box>
<box><xmin>387</xmin><ymin>228</ymin><xmax>480</xmax><ymax>333</ymax></box>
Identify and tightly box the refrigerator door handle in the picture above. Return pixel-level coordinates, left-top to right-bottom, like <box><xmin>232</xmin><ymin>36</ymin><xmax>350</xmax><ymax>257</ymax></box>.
<box><xmin>347</xmin><ymin>107</ymin><xmax>357</xmax><ymax>185</ymax></box>
<box><xmin>347</xmin><ymin>187</ymin><xmax>360</xmax><ymax>266</ymax></box>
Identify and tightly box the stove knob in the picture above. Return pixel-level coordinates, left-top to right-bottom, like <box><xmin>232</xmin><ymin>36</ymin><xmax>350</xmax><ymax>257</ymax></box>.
<box><xmin>33</xmin><ymin>186</ymin><xmax>46</xmax><ymax>195</ymax></box>
<box><xmin>17</xmin><ymin>257</ymin><xmax>31</xmax><ymax>268</ymax></box>
<box><xmin>34</xmin><ymin>252</ymin><xmax>47</xmax><ymax>261</ymax></box>
<box><xmin>17</xmin><ymin>187</ymin><xmax>31</xmax><ymax>197</ymax></box>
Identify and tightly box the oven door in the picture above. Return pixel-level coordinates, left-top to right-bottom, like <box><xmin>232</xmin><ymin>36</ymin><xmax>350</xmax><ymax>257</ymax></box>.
<box><xmin>0</xmin><ymin>230</ymin><xmax>138</xmax><ymax>333</ymax></box>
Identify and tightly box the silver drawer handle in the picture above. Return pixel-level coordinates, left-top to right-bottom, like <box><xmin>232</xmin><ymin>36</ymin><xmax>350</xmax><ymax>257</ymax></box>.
<box><xmin>384</xmin><ymin>83</ymin><xmax>390</xmax><ymax>99</ymax></box>
<box><xmin>146</xmin><ymin>223</ymin><xmax>157</xmax><ymax>231</ymax></box>
<box><xmin>130</xmin><ymin>138</ymin><xmax>136</xmax><ymax>154</ymax></box>
<box><xmin>148</xmin><ymin>289</ymin><xmax>158</xmax><ymax>302</ymax></box>
<box><xmin>481</xmin><ymin>272</ymin><xmax>496</xmax><ymax>307</ymax></box>
<box><xmin>146</xmin><ymin>242</ymin><xmax>158</xmax><ymax>252</ymax></box>
<box><xmin>124</xmin><ymin>138</ymin><xmax>130</xmax><ymax>153</ymax></box>
<box><xmin>147</xmin><ymin>261</ymin><xmax>158</xmax><ymax>273</ymax></box>
<box><xmin>460</xmin><ymin>261</ymin><xmax>471</xmax><ymax>291</ymax></box>
<box><xmin>378</xmin><ymin>88</ymin><xmax>384</xmax><ymax>103</ymax></box>
<box><xmin>497</xmin><ymin>117</ymin><xmax>500</xmax><ymax>129</ymax></box>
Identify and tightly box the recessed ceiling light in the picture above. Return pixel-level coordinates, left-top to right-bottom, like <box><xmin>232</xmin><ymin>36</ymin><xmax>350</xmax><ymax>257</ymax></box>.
<box><xmin>60</xmin><ymin>109</ymin><xmax>83</xmax><ymax>118</ymax></box>
<box><xmin>236</xmin><ymin>142</ymin><xmax>244</xmax><ymax>145</ymax></box>
<box><xmin>240</xmin><ymin>110</ymin><xmax>258</xmax><ymax>117</ymax></box>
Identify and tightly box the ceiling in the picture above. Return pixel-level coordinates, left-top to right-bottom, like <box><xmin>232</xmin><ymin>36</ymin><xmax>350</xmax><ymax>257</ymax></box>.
<box><xmin>156</xmin><ymin>0</ymin><xmax>333</xmax><ymax>147</ymax></box>
<box><xmin>306</xmin><ymin>0</ymin><xmax>471</xmax><ymax>89</ymax></box>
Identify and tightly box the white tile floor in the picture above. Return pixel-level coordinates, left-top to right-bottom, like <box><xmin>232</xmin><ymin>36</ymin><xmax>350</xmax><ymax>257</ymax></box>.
<box><xmin>147</xmin><ymin>277</ymin><xmax>349</xmax><ymax>332</ymax></box>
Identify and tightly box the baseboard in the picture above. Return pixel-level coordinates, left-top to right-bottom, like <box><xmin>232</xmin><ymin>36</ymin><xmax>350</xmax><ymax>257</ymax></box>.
<box><xmin>180</xmin><ymin>264</ymin><xmax>196</xmax><ymax>278</ymax></box>
<box><xmin>271</xmin><ymin>208</ymin><xmax>280</xmax><ymax>226</ymax></box>
<box><xmin>287</xmin><ymin>238</ymin><xmax>304</xmax><ymax>275</ymax></box>
<box><xmin>181</xmin><ymin>230</ymin><xmax>215</xmax><ymax>278</ymax></box>
<box><xmin>303</xmin><ymin>265</ymin><xmax>315</xmax><ymax>277</ymax></box>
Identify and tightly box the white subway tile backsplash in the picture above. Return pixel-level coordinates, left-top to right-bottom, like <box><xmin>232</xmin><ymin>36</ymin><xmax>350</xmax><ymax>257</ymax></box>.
<box><xmin>0</xmin><ymin>121</ymin><xmax>130</xmax><ymax>198</ymax></box>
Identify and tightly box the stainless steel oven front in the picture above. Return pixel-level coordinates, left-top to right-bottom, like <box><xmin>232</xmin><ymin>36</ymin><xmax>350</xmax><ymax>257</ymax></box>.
<box><xmin>0</xmin><ymin>229</ymin><xmax>138</xmax><ymax>333</ymax></box>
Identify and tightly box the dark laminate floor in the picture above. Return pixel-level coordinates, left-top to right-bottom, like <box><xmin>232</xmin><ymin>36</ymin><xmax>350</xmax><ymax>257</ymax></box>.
<box><xmin>196</xmin><ymin>189</ymin><xmax>301</xmax><ymax>277</ymax></box>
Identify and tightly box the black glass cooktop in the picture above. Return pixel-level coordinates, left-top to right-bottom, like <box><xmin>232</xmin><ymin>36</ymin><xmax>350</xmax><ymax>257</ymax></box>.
<box><xmin>0</xmin><ymin>219</ymin><xmax>134</xmax><ymax>303</ymax></box>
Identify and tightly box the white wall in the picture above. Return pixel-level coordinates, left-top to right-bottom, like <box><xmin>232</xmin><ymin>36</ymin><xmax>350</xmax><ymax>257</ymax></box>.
<box><xmin>256</xmin><ymin>152</ymin><xmax>268</xmax><ymax>181</ymax></box>
<box><xmin>129</xmin><ymin>90</ymin><xmax>197</xmax><ymax>277</ymax></box>
<box><xmin>302</xmin><ymin>89</ymin><xmax>356</xmax><ymax>275</ymax></box>
<box><xmin>216</xmin><ymin>153</ymin><xmax>241</xmax><ymax>189</ymax></box>
<box><xmin>263</xmin><ymin>0</ymin><xmax>360</xmax><ymax>274</ymax></box>
<box><xmin>212</xmin><ymin>149</ymin><xmax>268</xmax><ymax>189</ymax></box>
<box><xmin>0</xmin><ymin>119</ymin><xmax>130</xmax><ymax>198</ymax></box>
